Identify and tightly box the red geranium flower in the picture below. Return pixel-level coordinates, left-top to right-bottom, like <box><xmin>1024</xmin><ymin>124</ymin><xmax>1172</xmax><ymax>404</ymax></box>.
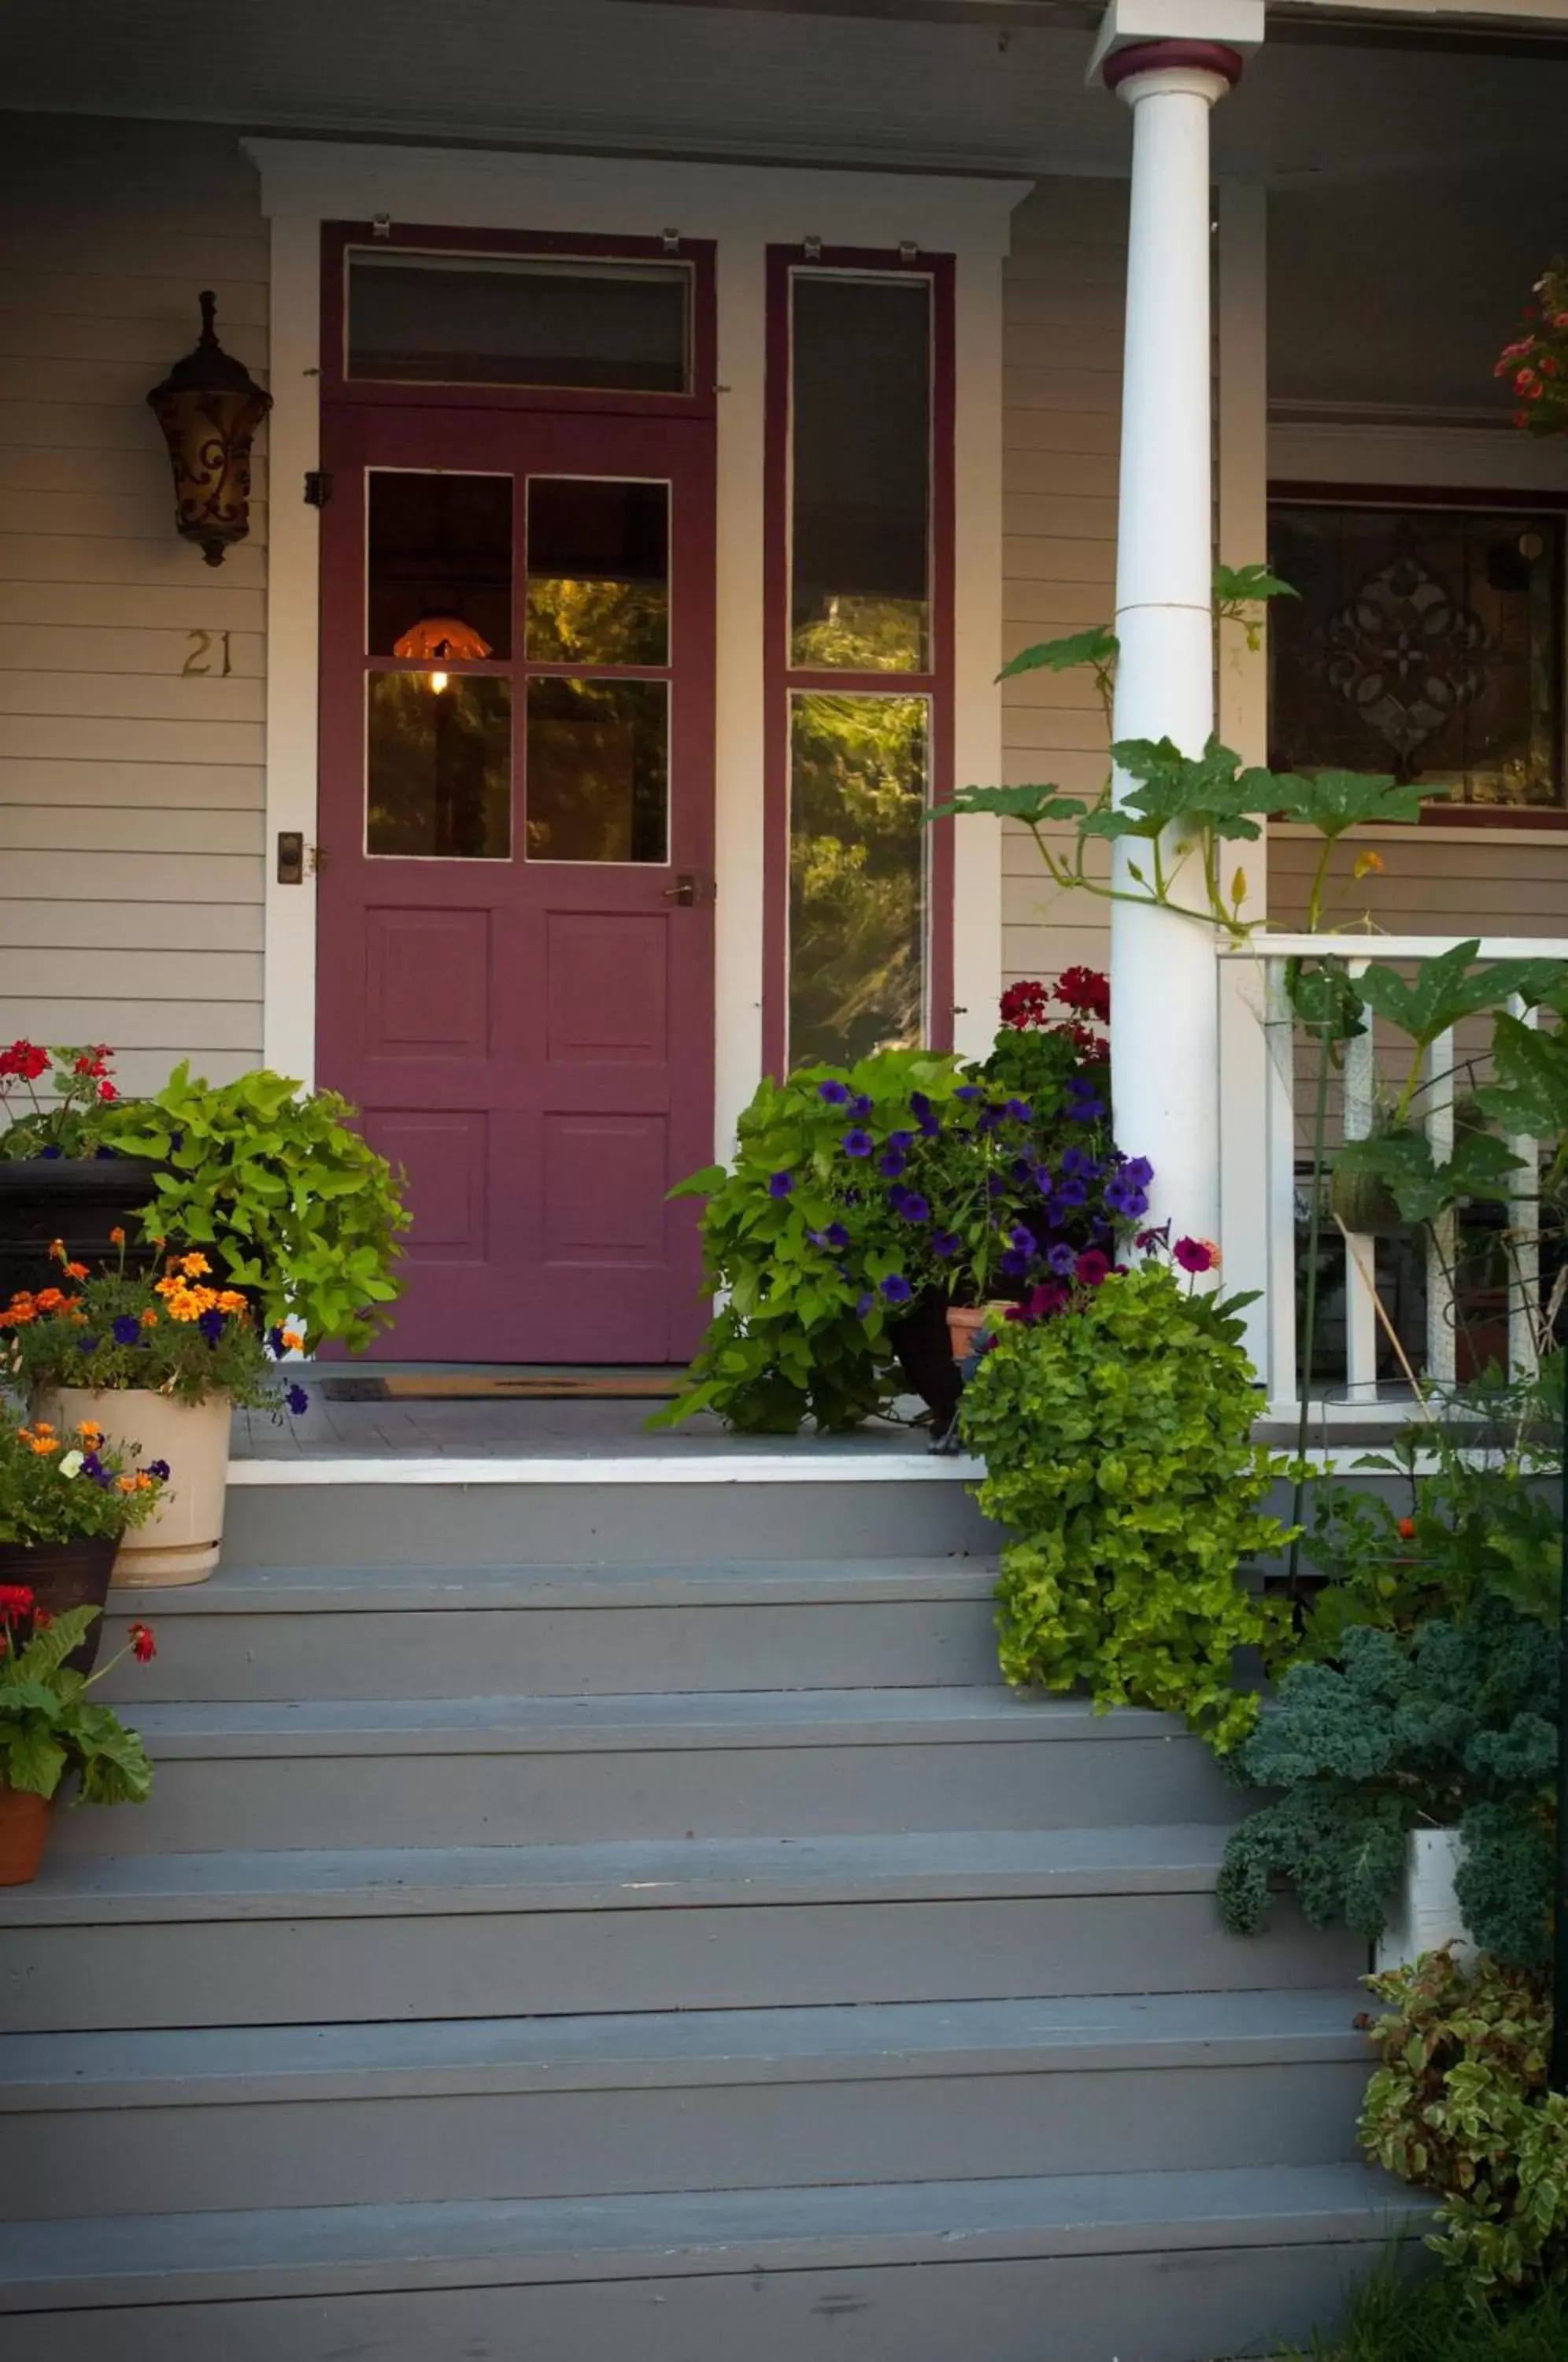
<box><xmin>1056</xmin><ymin>967</ymin><xmax>1111</xmax><ymax>1024</ymax></box>
<box><xmin>0</xmin><ymin>1038</ymin><xmax>48</xmax><ymax>1082</ymax></box>
<box><xmin>0</xmin><ymin>1583</ymin><xmax>36</xmax><ymax>1616</ymax></box>
<box><xmin>998</xmin><ymin>980</ymin><xmax>1052</xmax><ymax>1031</ymax></box>
<box><xmin>128</xmin><ymin>1621</ymin><xmax>157</xmax><ymax>1664</ymax></box>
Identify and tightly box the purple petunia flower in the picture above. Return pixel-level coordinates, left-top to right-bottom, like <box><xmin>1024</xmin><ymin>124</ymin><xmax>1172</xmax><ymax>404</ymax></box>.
<box><xmin>1067</xmin><ymin>1094</ymin><xmax>1106</xmax><ymax>1123</ymax></box>
<box><xmin>909</xmin><ymin>1091</ymin><xmax>941</xmax><ymax>1138</ymax></box>
<box><xmin>809</xmin><ymin>1222</ymin><xmax>851</xmax><ymax>1251</ymax></box>
<box><xmin>1032</xmin><ymin>1164</ymin><xmax>1055</xmax><ymax>1196</ymax></box>
<box><xmin>878</xmin><ymin>1147</ymin><xmax>908</xmax><ymax>1179</ymax></box>
<box><xmin>1046</xmin><ymin>1241</ymin><xmax>1078</xmax><ymax>1277</ymax></box>
<box><xmin>856</xmin><ymin>1291</ymin><xmax>876</xmax><ymax>1317</ymax></box>
<box><xmin>999</xmin><ymin>1247</ymin><xmax>1032</xmax><ymax>1277</ymax></box>
<box><xmin>887</xmin><ymin>1183</ymin><xmax>908</xmax><ymax>1212</ymax></box>
<box><xmin>897</xmin><ymin>1193</ymin><xmax>931</xmax><ymax>1224</ymax></box>
<box><xmin>954</xmin><ymin>1085</ymin><xmax>982</xmax><ymax>1101</ymax></box>
<box><xmin>818</xmin><ymin>1080</ymin><xmax>851</xmax><ymax>1105</ymax></box>
<box><xmin>1105</xmin><ymin>1177</ymin><xmax>1149</xmax><ymax>1219</ymax></box>
<box><xmin>145</xmin><ymin>1459</ymin><xmax>171</xmax><ymax>1481</ymax></box>
<box><xmin>1005</xmin><ymin>1098</ymin><xmax>1032</xmax><ymax>1124</ymax></box>
<box><xmin>1056</xmin><ymin>1179</ymin><xmax>1088</xmax><ymax>1209</ymax></box>
<box><xmin>850</xmin><ymin>1093</ymin><xmax>874</xmax><ymax>1120</ymax></box>
<box><xmin>1009</xmin><ymin>1224</ymin><xmax>1036</xmax><ymax>1253</ymax></box>
<box><xmin>198</xmin><ymin>1307</ymin><xmax>226</xmax><ymax>1343</ymax></box>
<box><xmin>931</xmin><ymin>1230</ymin><xmax>962</xmax><ymax>1258</ymax></box>
<box><xmin>40</xmin><ymin>1145</ymin><xmax>63</xmax><ymax>1160</ymax></box>
<box><xmin>886</xmin><ymin>1131</ymin><xmax>914</xmax><ymax>1156</ymax></box>
<box><xmin>1122</xmin><ymin>1157</ymin><xmax>1154</xmax><ymax>1187</ymax></box>
<box><xmin>842</xmin><ymin>1129</ymin><xmax>874</xmax><ymax>1158</ymax></box>
<box><xmin>267</xmin><ymin>1325</ymin><xmax>287</xmax><ymax>1360</ymax></box>
<box><xmin>879</xmin><ymin>1273</ymin><xmax>913</xmax><ymax>1305</ymax></box>
<box><xmin>81</xmin><ymin>1450</ymin><xmax>113</xmax><ymax>1490</ymax></box>
<box><xmin>768</xmin><ymin>1170</ymin><xmax>794</xmax><ymax>1198</ymax></box>
<box><xmin>112</xmin><ymin>1314</ymin><xmax>142</xmax><ymax>1346</ymax></box>
<box><xmin>286</xmin><ymin>1384</ymin><xmax>310</xmax><ymax>1416</ymax></box>
<box><xmin>1060</xmin><ymin>1148</ymin><xmax>1098</xmax><ymax>1180</ymax></box>
<box><xmin>986</xmin><ymin>1175</ymin><xmax>1007</xmax><ymax>1200</ymax></box>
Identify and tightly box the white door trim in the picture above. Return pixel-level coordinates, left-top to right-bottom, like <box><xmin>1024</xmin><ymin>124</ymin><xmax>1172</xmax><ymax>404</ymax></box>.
<box><xmin>249</xmin><ymin>138</ymin><xmax>1026</xmax><ymax>1131</ymax></box>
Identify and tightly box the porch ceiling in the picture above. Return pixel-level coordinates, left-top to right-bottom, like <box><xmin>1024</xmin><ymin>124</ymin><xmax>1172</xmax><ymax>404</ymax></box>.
<box><xmin>6</xmin><ymin>0</ymin><xmax>1568</xmax><ymax>179</ymax></box>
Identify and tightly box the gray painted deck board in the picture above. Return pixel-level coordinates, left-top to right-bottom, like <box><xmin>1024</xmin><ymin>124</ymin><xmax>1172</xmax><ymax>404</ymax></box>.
<box><xmin>0</xmin><ymin>1990</ymin><xmax>1372</xmax><ymax>2107</ymax></box>
<box><xmin>0</xmin><ymin>2165</ymin><xmax>1427</xmax><ymax>2312</ymax></box>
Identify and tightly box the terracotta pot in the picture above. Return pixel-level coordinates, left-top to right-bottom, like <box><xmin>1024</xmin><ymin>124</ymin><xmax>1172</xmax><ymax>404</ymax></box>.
<box><xmin>43</xmin><ymin>1386</ymin><xmax>232</xmax><ymax>1587</ymax></box>
<box><xmin>0</xmin><ymin>1536</ymin><xmax>118</xmax><ymax>1675</ymax></box>
<box><xmin>947</xmin><ymin>1302</ymin><xmax>1011</xmax><ymax>1362</ymax></box>
<box><xmin>0</xmin><ymin>1786</ymin><xmax>50</xmax><ymax>1886</ymax></box>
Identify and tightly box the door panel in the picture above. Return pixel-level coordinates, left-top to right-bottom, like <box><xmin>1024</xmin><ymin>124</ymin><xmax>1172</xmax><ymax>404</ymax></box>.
<box><xmin>317</xmin><ymin>405</ymin><xmax>716</xmax><ymax>1362</ymax></box>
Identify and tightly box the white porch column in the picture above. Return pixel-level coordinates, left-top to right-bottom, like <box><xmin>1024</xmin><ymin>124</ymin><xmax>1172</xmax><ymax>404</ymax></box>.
<box><xmin>1100</xmin><ymin>35</ymin><xmax>1247</xmax><ymax>1242</ymax></box>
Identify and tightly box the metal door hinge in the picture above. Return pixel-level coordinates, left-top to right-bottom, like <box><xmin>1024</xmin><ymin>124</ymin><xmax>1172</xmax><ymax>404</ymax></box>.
<box><xmin>304</xmin><ymin>471</ymin><xmax>333</xmax><ymax>508</ymax></box>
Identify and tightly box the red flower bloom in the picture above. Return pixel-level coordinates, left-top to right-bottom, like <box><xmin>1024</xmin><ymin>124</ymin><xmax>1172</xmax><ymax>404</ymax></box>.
<box><xmin>98</xmin><ymin>1080</ymin><xmax>118</xmax><ymax>1102</ymax></box>
<box><xmin>1074</xmin><ymin>1249</ymin><xmax>1111</xmax><ymax>1287</ymax></box>
<box><xmin>0</xmin><ymin>1583</ymin><xmax>36</xmax><ymax>1616</ymax></box>
<box><xmin>1396</xmin><ymin>1517</ymin><xmax>1416</xmax><ymax>1542</ymax></box>
<box><xmin>0</xmin><ymin>1038</ymin><xmax>48</xmax><ymax>1083</ymax></box>
<box><xmin>998</xmin><ymin>979</ymin><xmax>1052</xmax><ymax>1031</ymax></box>
<box><xmin>128</xmin><ymin>1621</ymin><xmax>157</xmax><ymax>1664</ymax></box>
<box><xmin>1174</xmin><ymin>1236</ymin><xmax>1219</xmax><ymax>1275</ymax></box>
<box><xmin>1056</xmin><ymin>967</ymin><xmax>1111</xmax><ymax>1024</ymax></box>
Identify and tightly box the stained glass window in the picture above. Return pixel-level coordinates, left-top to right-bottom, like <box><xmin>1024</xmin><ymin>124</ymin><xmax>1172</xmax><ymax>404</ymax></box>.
<box><xmin>1268</xmin><ymin>502</ymin><xmax>1565</xmax><ymax>811</ymax></box>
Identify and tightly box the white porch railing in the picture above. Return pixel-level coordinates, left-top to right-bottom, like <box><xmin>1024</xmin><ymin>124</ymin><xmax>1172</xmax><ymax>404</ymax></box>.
<box><xmin>1217</xmin><ymin>935</ymin><xmax>1567</xmax><ymax>1421</ymax></box>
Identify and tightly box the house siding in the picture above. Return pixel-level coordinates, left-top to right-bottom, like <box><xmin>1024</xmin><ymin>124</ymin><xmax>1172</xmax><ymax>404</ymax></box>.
<box><xmin>0</xmin><ymin>115</ymin><xmax>268</xmax><ymax>1096</ymax></box>
<box><xmin>1000</xmin><ymin>178</ymin><xmax>1122</xmax><ymax>997</ymax></box>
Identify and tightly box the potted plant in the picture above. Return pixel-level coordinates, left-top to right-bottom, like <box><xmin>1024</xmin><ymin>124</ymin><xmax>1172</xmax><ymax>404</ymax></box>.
<box><xmin>4</xmin><ymin>1240</ymin><xmax>308</xmax><ymax>1586</ymax></box>
<box><xmin>102</xmin><ymin>1063</ymin><xmax>410</xmax><ymax>1350</ymax></box>
<box><xmin>0</xmin><ymin>1041</ymin><xmax>161</xmax><ymax>1304</ymax></box>
<box><xmin>0</xmin><ymin>1588</ymin><xmax>156</xmax><ymax>1885</ymax></box>
<box><xmin>0</xmin><ymin>1412</ymin><xmax>172</xmax><ymax>1673</ymax></box>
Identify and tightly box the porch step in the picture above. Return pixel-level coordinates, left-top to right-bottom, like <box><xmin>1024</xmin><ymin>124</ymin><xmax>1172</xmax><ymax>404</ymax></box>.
<box><xmin>97</xmin><ymin>1557</ymin><xmax>1004</xmax><ymax>1701</ymax></box>
<box><xmin>0</xmin><ymin>2165</ymin><xmax>1428</xmax><ymax>2361</ymax></box>
<box><xmin>220</xmin><ymin>1462</ymin><xmax>997</xmax><ymax>1568</ymax></box>
<box><xmin>0</xmin><ymin>1827</ymin><xmax>1365</xmax><ymax>2032</ymax></box>
<box><xmin>51</xmin><ymin>1688</ymin><xmax>1241</xmax><ymax>1853</ymax></box>
<box><xmin>0</xmin><ymin>1992</ymin><xmax>1373</xmax><ymax>2222</ymax></box>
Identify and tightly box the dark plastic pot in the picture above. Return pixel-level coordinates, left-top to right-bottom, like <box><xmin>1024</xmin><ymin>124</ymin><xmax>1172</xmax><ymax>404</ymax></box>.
<box><xmin>887</xmin><ymin>1288</ymin><xmax>964</xmax><ymax>1427</ymax></box>
<box><xmin>0</xmin><ymin>1157</ymin><xmax>161</xmax><ymax>1303</ymax></box>
<box><xmin>0</xmin><ymin>1535</ymin><xmax>119</xmax><ymax>1675</ymax></box>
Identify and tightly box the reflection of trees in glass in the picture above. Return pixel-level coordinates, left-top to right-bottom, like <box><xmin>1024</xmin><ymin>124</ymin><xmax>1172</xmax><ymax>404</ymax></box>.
<box><xmin>366</xmin><ymin>673</ymin><xmax>511</xmax><ymax>859</ymax></box>
<box><xmin>789</xmin><ymin>687</ymin><xmax>927</xmax><ymax>1069</ymax></box>
<box><xmin>526</xmin><ymin>677</ymin><xmax>668</xmax><ymax>864</ymax></box>
<box><xmin>791</xmin><ymin>596</ymin><xmax>924</xmax><ymax>675</ymax></box>
<box><xmin>525</xmin><ymin>575</ymin><xmax>668</xmax><ymax>665</ymax></box>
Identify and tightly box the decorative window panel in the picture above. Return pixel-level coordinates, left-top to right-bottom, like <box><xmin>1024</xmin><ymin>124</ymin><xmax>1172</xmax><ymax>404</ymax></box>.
<box><xmin>1267</xmin><ymin>502</ymin><xmax>1565</xmax><ymax>813</ymax></box>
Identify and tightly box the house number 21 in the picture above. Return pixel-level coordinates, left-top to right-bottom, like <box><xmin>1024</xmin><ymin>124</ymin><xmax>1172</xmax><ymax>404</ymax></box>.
<box><xmin>183</xmin><ymin>629</ymin><xmax>232</xmax><ymax>677</ymax></box>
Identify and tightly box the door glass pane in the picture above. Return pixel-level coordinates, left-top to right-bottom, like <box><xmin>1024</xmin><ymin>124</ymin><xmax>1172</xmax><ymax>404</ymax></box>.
<box><xmin>526</xmin><ymin>479</ymin><xmax>670</xmax><ymax>665</ymax></box>
<box><xmin>368</xmin><ymin>472</ymin><xmax>512</xmax><ymax>660</ymax></box>
<box><xmin>526</xmin><ymin>677</ymin><xmax>668</xmax><ymax>864</ymax></box>
<box><xmin>789</xmin><ymin>690</ymin><xmax>927</xmax><ymax>1066</ymax></box>
<box><xmin>367</xmin><ymin>673</ymin><xmax>512</xmax><ymax>859</ymax></box>
<box><xmin>1269</xmin><ymin>504</ymin><xmax>1565</xmax><ymax>808</ymax></box>
<box><xmin>348</xmin><ymin>253</ymin><xmax>690</xmax><ymax>394</ymax></box>
<box><xmin>790</xmin><ymin>275</ymin><xmax>931</xmax><ymax>672</ymax></box>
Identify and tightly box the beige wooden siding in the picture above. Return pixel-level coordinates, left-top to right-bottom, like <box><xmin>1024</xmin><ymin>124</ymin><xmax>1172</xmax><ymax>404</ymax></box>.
<box><xmin>0</xmin><ymin>115</ymin><xmax>266</xmax><ymax>1098</ymax></box>
<box><xmin>1000</xmin><ymin>178</ymin><xmax>1124</xmax><ymax>998</ymax></box>
<box><xmin>1270</xmin><ymin>827</ymin><xmax>1568</xmax><ymax>937</ymax></box>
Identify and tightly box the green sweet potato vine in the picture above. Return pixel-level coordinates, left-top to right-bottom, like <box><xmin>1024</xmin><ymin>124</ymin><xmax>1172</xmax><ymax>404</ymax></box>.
<box><xmin>959</xmin><ymin>1264</ymin><xmax>1294</xmax><ymax>1751</ymax></box>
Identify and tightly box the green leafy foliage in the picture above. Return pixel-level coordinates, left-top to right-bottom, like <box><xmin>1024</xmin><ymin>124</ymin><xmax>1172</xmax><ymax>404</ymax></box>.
<box><xmin>1218</xmin><ymin>1598</ymin><xmax>1557</xmax><ymax>1963</ymax></box>
<box><xmin>1271</xmin><ymin>769</ymin><xmax>1426</xmax><ymax>839</ymax></box>
<box><xmin>930</xmin><ymin>783</ymin><xmax>1090</xmax><ymax>828</ymax></box>
<box><xmin>959</xmin><ymin>1264</ymin><xmax>1293</xmax><ymax>1751</ymax></box>
<box><xmin>104</xmin><ymin>1065</ymin><xmax>410</xmax><ymax>1351</ymax></box>
<box><xmin>0</xmin><ymin>1604</ymin><xmax>153</xmax><ymax>1807</ymax></box>
<box><xmin>1475</xmin><ymin>1013</ymin><xmax>1568</xmax><ymax>1145</ymax></box>
<box><xmin>0</xmin><ymin>1413</ymin><xmax>169</xmax><ymax>1546</ymax></box>
<box><xmin>1274</xmin><ymin>2250</ymin><xmax>1568</xmax><ymax>2358</ymax></box>
<box><xmin>997</xmin><ymin>624</ymin><xmax>1119</xmax><ymax>685</ymax></box>
<box><xmin>6</xmin><ymin>1248</ymin><xmax>287</xmax><ymax>1412</ymax></box>
<box><xmin>1359</xmin><ymin>1952</ymin><xmax>1568</xmax><ymax>2294</ymax></box>
<box><xmin>1286</xmin><ymin>954</ymin><xmax>1370</xmax><ymax>1044</ymax></box>
<box><xmin>1335</xmin><ymin>1127</ymin><xmax>1526</xmax><ymax>1226</ymax></box>
<box><xmin>1214</xmin><ymin>561</ymin><xmax>1299</xmax><ymax>611</ymax></box>
<box><xmin>1357</xmin><ymin>942</ymin><xmax>1565</xmax><ymax>1055</ymax></box>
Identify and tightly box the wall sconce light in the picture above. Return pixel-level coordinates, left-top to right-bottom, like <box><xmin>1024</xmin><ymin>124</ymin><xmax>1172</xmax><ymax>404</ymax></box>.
<box><xmin>146</xmin><ymin>291</ymin><xmax>272</xmax><ymax>567</ymax></box>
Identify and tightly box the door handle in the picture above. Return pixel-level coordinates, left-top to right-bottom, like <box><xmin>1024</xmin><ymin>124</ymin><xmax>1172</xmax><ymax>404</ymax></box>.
<box><xmin>661</xmin><ymin>874</ymin><xmax>702</xmax><ymax>905</ymax></box>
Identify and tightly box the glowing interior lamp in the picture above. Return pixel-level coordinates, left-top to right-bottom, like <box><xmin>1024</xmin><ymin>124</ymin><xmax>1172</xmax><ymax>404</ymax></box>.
<box><xmin>392</xmin><ymin>614</ymin><xmax>491</xmax><ymax>700</ymax></box>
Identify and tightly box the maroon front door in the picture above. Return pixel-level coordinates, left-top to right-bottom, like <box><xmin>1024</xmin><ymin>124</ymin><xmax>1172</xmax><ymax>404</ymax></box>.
<box><xmin>316</xmin><ymin>404</ymin><xmax>716</xmax><ymax>1361</ymax></box>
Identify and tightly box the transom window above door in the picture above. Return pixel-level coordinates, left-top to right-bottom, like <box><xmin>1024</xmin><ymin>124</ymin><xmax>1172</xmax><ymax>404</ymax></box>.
<box><xmin>1268</xmin><ymin>498</ymin><xmax>1566</xmax><ymax>816</ymax></box>
<box><xmin>362</xmin><ymin>467</ymin><xmax>673</xmax><ymax>865</ymax></box>
<box><xmin>346</xmin><ymin>250</ymin><xmax>693</xmax><ymax>395</ymax></box>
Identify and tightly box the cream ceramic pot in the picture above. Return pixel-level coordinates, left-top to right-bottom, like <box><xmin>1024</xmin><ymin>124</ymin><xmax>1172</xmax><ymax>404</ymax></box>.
<box><xmin>44</xmin><ymin>1386</ymin><xmax>232</xmax><ymax>1586</ymax></box>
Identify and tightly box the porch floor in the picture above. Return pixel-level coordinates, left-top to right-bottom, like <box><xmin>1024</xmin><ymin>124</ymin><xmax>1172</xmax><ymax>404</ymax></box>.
<box><xmin>233</xmin><ymin>1381</ymin><xmax>941</xmax><ymax>1465</ymax></box>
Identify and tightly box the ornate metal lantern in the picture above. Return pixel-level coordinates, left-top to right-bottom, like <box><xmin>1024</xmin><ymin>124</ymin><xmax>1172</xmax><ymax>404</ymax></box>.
<box><xmin>146</xmin><ymin>291</ymin><xmax>272</xmax><ymax>567</ymax></box>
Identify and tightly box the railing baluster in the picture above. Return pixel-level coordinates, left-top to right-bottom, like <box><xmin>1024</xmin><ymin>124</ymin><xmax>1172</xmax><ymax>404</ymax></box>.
<box><xmin>1425</xmin><ymin>1028</ymin><xmax>1457</xmax><ymax>1388</ymax></box>
<box><xmin>1263</xmin><ymin>953</ymin><xmax>1299</xmax><ymax>1411</ymax></box>
<box><xmin>1507</xmin><ymin>994</ymin><xmax>1541</xmax><ymax>1379</ymax></box>
<box><xmin>1341</xmin><ymin>957</ymin><xmax>1378</xmax><ymax>1405</ymax></box>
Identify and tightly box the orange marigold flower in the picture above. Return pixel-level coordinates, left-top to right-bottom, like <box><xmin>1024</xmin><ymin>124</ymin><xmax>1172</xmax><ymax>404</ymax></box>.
<box><xmin>35</xmin><ymin>1287</ymin><xmax>65</xmax><ymax>1312</ymax></box>
<box><xmin>281</xmin><ymin>1328</ymin><xmax>305</xmax><ymax>1352</ymax></box>
<box><xmin>139</xmin><ymin>1309</ymin><xmax>159</xmax><ymax>1329</ymax></box>
<box><xmin>116</xmin><ymin>1475</ymin><xmax>139</xmax><ymax>1494</ymax></box>
<box><xmin>109</xmin><ymin>1227</ymin><xmax>126</xmax><ymax>1246</ymax></box>
<box><xmin>1</xmin><ymin>1299</ymin><xmax>35</xmax><ymax>1327</ymax></box>
<box><xmin>48</xmin><ymin>1238</ymin><xmax>66</xmax><ymax>1263</ymax></box>
<box><xmin>154</xmin><ymin>1275</ymin><xmax>182</xmax><ymax>1298</ymax></box>
<box><xmin>179</xmin><ymin>1253</ymin><xmax>212</xmax><ymax>1278</ymax></box>
<box><xmin>65</xmin><ymin>1261</ymin><xmax>90</xmax><ymax>1281</ymax></box>
<box><xmin>216</xmin><ymin>1291</ymin><xmax>249</xmax><ymax>1314</ymax></box>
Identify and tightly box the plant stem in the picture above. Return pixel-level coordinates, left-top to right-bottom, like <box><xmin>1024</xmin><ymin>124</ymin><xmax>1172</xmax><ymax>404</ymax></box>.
<box><xmin>1289</xmin><ymin>1021</ymin><xmax>1334</xmax><ymax>1594</ymax></box>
